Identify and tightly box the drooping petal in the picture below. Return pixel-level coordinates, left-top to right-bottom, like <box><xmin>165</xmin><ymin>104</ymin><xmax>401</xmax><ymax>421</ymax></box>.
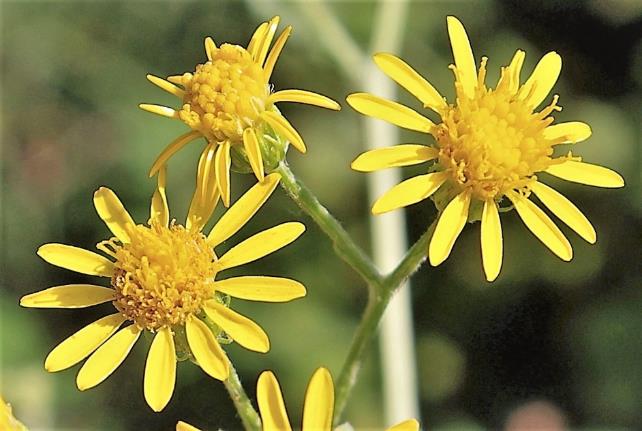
<box><xmin>94</xmin><ymin>187</ymin><xmax>136</xmax><ymax>243</ymax></box>
<box><xmin>270</xmin><ymin>90</ymin><xmax>341</xmax><ymax>110</ymax></box>
<box><xmin>519</xmin><ymin>51</ymin><xmax>562</xmax><ymax>109</ymax></box>
<box><xmin>215</xmin><ymin>141</ymin><xmax>232</xmax><ymax>207</ymax></box>
<box><xmin>44</xmin><ymin>313</ymin><xmax>125</xmax><ymax>372</ymax></box>
<box><xmin>302</xmin><ymin>367</ymin><xmax>334</xmax><ymax>431</ymax></box>
<box><xmin>429</xmin><ymin>191</ymin><xmax>471</xmax><ymax>266</ymax></box>
<box><xmin>351</xmin><ymin>145</ymin><xmax>438</xmax><ymax>172</ymax></box>
<box><xmin>149</xmin><ymin>131</ymin><xmax>202</xmax><ymax>177</ymax></box>
<box><xmin>545</xmin><ymin>160</ymin><xmax>624</xmax><ymax>188</ymax></box>
<box><xmin>544</xmin><ymin>122</ymin><xmax>592</xmax><ymax>144</ymax></box>
<box><xmin>20</xmin><ymin>285</ymin><xmax>115</xmax><ymax>308</ymax></box>
<box><xmin>213</xmin><ymin>276</ymin><xmax>306</xmax><ymax>302</ymax></box>
<box><xmin>177</xmin><ymin>421</ymin><xmax>201</xmax><ymax>431</ymax></box>
<box><xmin>203</xmin><ymin>301</ymin><xmax>269</xmax><ymax>353</ymax></box>
<box><xmin>139</xmin><ymin>104</ymin><xmax>180</xmax><ymax>119</ymax></box>
<box><xmin>446</xmin><ymin>16</ymin><xmax>477</xmax><ymax>99</ymax></box>
<box><xmin>257</xmin><ymin>371</ymin><xmax>293</xmax><ymax>431</ymax></box>
<box><xmin>146</xmin><ymin>74</ymin><xmax>185</xmax><ymax>98</ymax></box>
<box><xmin>144</xmin><ymin>326</ymin><xmax>176</xmax><ymax>412</ymax></box>
<box><xmin>150</xmin><ymin>167</ymin><xmax>170</xmax><ymax>227</ymax></box>
<box><xmin>186</xmin><ymin>143</ymin><xmax>219</xmax><ymax>232</ymax></box>
<box><xmin>208</xmin><ymin>173</ymin><xmax>280</xmax><ymax>247</ymax></box>
<box><xmin>38</xmin><ymin>244</ymin><xmax>114</xmax><ymax>277</ymax></box>
<box><xmin>373</xmin><ymin>53</ymin><xmax>446</xmax><ymax>112</ymax></box>
<box><xmin>372</xmin><ymin>172</ymin><xmax>448</xmax><ymax>215</ymax></box>
<box><xmin>204</xmin><ymin>37</ymin><xmax>217</xmax><ymax>61</ymax></box>
<box><xmin>346</xmin><ymin>93</ymin><xmax>434</xmax><ymax>133</ymax></box>
<box><xmin>243</xmin><ymin>128</ymin><xmax>265</xmax><ymax>182</ymax></box>
<box><xmin>386</xmin><ymin>419</ymin><xmax>420</xmax><ymax>431</ymax></box>
<box><xmin>216</xmin><ymin>222</ymin><xmax>305</xmax><ymax>270</ymax></box>
<box><xmin>530</xmin><ymin>181</ymin><xmax>596</xmax><ymax>243</ymax></box>
<box><xmin>76</xmin><ymin>325</ymin><xmax>141</xmax><ymax>390</ymax></box>
<box><xmin>509</xmin><ymin>193</ymin><xmax>572</xmax><ymax>261</ymax></box>
<box><xmin>263</xmin><ymin>25</ymin><xmax>292</xmax><ymax>81</ymax></box>
<box><xmin>261</xmin><ymin>111</ymin><xmax>306</xmax><ymax>153</ymax></box>
<box><xmin>481</xmin><ymin>200</ymin><xmax>503</xmax><ymax>282</ymax></box>
<box><xmin>185</xmin><ymin>315</ymin><xmax>229</xmax><ymax>380</ymax></box>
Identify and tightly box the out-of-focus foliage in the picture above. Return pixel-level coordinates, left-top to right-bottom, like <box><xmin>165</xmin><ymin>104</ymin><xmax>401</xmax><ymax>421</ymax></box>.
<box><xmin>1</xmin><ymin>1</ymin><xmax>640</xmax><ymax>430</ymax></box>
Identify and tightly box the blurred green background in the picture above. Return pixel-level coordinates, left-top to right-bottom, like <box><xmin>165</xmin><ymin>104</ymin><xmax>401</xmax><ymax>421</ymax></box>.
<box><xmin>1</xmin><ymin>1</ymin><xmax>641</xmax><ymax>430</ymax></box>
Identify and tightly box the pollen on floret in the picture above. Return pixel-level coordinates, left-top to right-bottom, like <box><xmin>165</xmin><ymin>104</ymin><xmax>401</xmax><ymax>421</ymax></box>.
<box><xmin>103</xmin><ymin>221</ymin><xmax>218</xmax><ymax>331</ymax></box>
<box><xmin>177</xmin><ymin>44</ymin><xmax>270</xmax><ymax>143</ymax></box>
<box><xmin>434</xmin><ymin>58</ymin><xmax>562</xmax><ymax>202</ymax></box>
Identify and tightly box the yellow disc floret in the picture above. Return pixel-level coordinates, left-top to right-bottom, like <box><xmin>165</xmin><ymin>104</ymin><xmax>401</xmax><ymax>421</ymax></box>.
<box><xmin>109</xmin><ymin>222</ymin><xmax>217</xmax><ymax>331</ymax></box>
<box><xmin>177</xmin><ymin>43</ymin><xmax>269</xmax><ymax>143</ymax></box>
<box><xmin>435</xmin><ymin>58</ymin><xmax>559</xmax><ymax>201</ymax></box>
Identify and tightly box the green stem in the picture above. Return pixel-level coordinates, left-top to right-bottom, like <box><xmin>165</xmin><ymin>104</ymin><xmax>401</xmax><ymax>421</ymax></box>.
<box><xmin>223</xmin><ymin>362</ymin><xmax>262</xmax><ymax>431</ymax></box>
<box><xmin>275</xmin><ymin>162</ymin><xmax>383</xmax><ymax>290</ymax></box>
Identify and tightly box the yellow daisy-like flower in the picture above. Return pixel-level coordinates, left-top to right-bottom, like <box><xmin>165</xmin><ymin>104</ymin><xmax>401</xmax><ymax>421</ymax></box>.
<box><xmin>177</xmin><ymin>367</ymin><xmax>419</xmax><ymax>431</ymax></box>
<box><xmin>348</xmin><ymin>16</ymin><xmax>624</xmax><ymax>281</ymax></box>
<box><xmin>20</xmin><ymin>162</ymin><xmax>306</xmax><ymax>412</ymax></box>
<box><xmin>141</xmin><ymin>15</ymin><xmax>340</xmax><ymax>207</ymax></box>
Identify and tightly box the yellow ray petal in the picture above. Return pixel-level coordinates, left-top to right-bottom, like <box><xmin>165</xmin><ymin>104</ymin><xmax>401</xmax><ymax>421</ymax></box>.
<box><xmin>256</xmin><ymin>16</ymin><xmax>280</xmax><ymax>66</ymax></box>
<box><xmin>208</xmin><ymin>173</ymin><xmax>280</xmax><ymax>247</ymax></box>
<box><xmin>149</xmin><ymin>130</ymin><xmax>202</xmax><ymax>177</ymax></box>
<box><xmin>243</xmin><ymin>128</ymin><xmax>265</xmax><ymax>182</ymax></box>
<box><xmin>372</xmin><ymin>172</ymin><xmax>448</xmax><ymax>215</ymax></box>
<box><xmin>387</xmin><ymin>419</ymin><xmax>420</xmax><ymax>431</ymax></box>
<box><xmin>545</xmin><ymin>160</ymin><xmax>624</xmax><ymax>188</ymax></box>
<box><xmin>185</xmin><ymin>315</ymin><xmax>229</xmax><ymax>380</ymax></box>
<box><xmin>261</xmin><ymin>111</ymin><xmax>306</xmax><ymax>153</ymax></box>
<box><xmin>447</xmin><ymin>16</ymin><xmax>477</xmax><ymax>99</ymax></box>
<box><xmin>247</xmin><ymin>22</ymin><xmax>268</xmax><ymax>60</ymax></box>
<box><xmin>498</xmin><ymin>49</ymin><xmax>526</xmax><ymax>94</ymax></box>
<box><xmin>216</xmin><ymin>222</ymin><xmax>305</xmax><ymax>270</ymax></box>
<box><xmin>429</xmin><ymin>191</ymin><xmax>471</xmax><ymax>266</ymax></box>
<box><xmin>76</xmin><ymin>325</ymin><xmax>141</xmax><ymax>391</ymax></box>
<box><xmin>481</xmin><ymin>200</ymin><xmax>503</xmax><ymax>282</ymax></box>
<box><xmin>215</xmin><ymin>141</ymin><xmax>232</xmax><ymax>207</ymax></box>
<box><xmin>373</xmin><ymin>52</ymin><xmax>446</xmax><ymax>112</ymax></box>
<box><xmin>93</xmin><ymin>187</ymin><xmax>136</xmax><ymax>243</ymax></box>
<box><xmin>44</xmin><ymin>313</ymin><xmax>125</xmax><ymax>372</ymax></box>
<box><xmin>144</xmin><ymin>326</ymin><xmax>176</xmax><ymax>412</ymax></box>
<box><xmin>203</xmin><ymin>301</ymin><xmax>269</xmax><ymax>353</ymax></box>
<box><xmin>213</xmin><ymin>276</ymin><xmax>306</xmax><ymax>302</ymax></box>
<box><xmin>20</xmin><ymin>284</ymin><xmax>115</xmax><ymax>308</ymax></box>
<box><xmin>204</xmin><ymin>37</ymin><xmax>217</xmax><ymax>61</ymax></box>
<box><xmin>177</xmin><ymin>422</ymin><xmax>201</xmax><ymax>431</ymax></box>
<box><xmin>270</xmin><ymin>90</ymin><xmax>340</xmax><ymax>111</ymax></box>
<box><xmin>186</xmin><ymin>143</ymin><xmax>219</xmax><ymax>232</ymax></box>
<box><xmin>302</xmin><ymin>367</ymin><xmax>334</xmax><ymax>431</ymax></box>
<box><xmin>151</xmin><ymin>167</ymin><xmax>170</xmax><ymax>227</ymax></box>
<box><xmin>530</xmin><ymin>181</ymin><xmax>596</xmax><ymax>243</ymax></box>
<box><xmin>146</xmin><ymin>74</ymin><xmax>185</xmax><ymax>98</ymax></box>
<box><xmin>510</xmin><ymin>193</ymin><xmax>572</xmax><ymax>261</ymax></box>
<box><xmin>38</xmin><ymin>244</ymin><xmax>114</xmax><ymax>277</ymax></box>
<box><xmin>519</xmin><ymin>51</ymin><xmax>562</xmax><ymax>108</ymax></box>
<box><xmin>544</xmin><ymin>122</ymin><xmax>592</xmax><ymax>144</ymax></box>
<box><xmin>139</xmin><ymin>103</ymin><xmax>179</xmax><ymax>119</ymax></box>
<box><xmin>257</xmin><ymin>371</ymin><xmax>293</xmax><ymax>431</ymax></box>
<box><xmin>351</xmin><ymin>144</ymin><xmax>438</xmax><ymax>172</ymax></box>
<box><xmin>263</xmin><ymin>25</ymin><xmax>292</xmax><ymax>82</ymax></box>
<box><xmin>346</xmin><ymin>93</ymin><xmax>434</xmax><ymax>133</ymax></box>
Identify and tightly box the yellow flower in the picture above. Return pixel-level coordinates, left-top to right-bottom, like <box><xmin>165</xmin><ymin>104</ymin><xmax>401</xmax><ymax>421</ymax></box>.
<box><xmin>347</xmin><ymin>16</ymin><xmax>624</xmax><ymax>281</ymax></box>
<box><xmin>177</xmin><ymin>367</ymin><xmax>419</xmax><ymax>431</ymax></box>
<box><xmin>20</xmin><ymin>164</ymin><xmax>306</xmax><ymax>412</ymax></box>
<box><xmin>141</xmin><ymin>16</ymin><xmax>340</xmax><ymax>207</ymax></box>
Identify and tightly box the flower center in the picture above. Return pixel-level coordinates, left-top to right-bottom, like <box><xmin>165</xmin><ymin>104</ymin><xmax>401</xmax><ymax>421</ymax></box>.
<box><xmin>434</xmin><ymin>59</ymin><xmax>559</xmax><ymax>201</ymax></box>
<box><xmin>177</xmin><ymin>43</ymin><xmax>269</xmax><ymax>143</ymax></box>
<box><xmin>105</xmin><ymin>222</ymin><xmax>217</xmax><ymax>331</ymax></box>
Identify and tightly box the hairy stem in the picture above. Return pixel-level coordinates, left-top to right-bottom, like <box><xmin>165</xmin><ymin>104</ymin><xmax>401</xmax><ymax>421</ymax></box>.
<box><xmin>224</xmin><ymin>362</ymin><xmax>262</xmax><ymax>431</ymax></box>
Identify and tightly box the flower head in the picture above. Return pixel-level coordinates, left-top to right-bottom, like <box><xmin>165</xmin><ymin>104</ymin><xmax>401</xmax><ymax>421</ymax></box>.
<box><xmin>177</xmin><ymin>367</ymin><xmax>419</xmax><ymax>431</ymax></box>
<box><xmin>21</xmin><ymin>165</ymin><xmax>306</xmax><ymax>412</ymax></box>
<box><xmin>141</xmin><ymin>16</ymin><xmax>340</xmax><ymax>206</ymax></box>
<box><xmin>348</xmin><ymin>16</ymin><xmax>624</xmax><ymax>281</ymax></box>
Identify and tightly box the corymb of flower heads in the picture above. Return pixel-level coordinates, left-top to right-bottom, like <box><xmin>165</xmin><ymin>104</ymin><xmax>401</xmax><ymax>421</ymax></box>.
<box><xmin>176</xmin><ymin>367</ymin><xmax>419</xmax><ymax>431</ymax></box>
<box><xmin>347</xmin><ymin>16</ymin><xmax>624</xmax><ymax>281</ymax></box>
<box><xmin>20</xmin><ymin>162</ymin><xmax>306</xmax><ymax>412</ymax></box>
<box><xmin>141</xmin><ymin>16</ymin><xmax>340</xmax><ymax>207</ymax></box>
